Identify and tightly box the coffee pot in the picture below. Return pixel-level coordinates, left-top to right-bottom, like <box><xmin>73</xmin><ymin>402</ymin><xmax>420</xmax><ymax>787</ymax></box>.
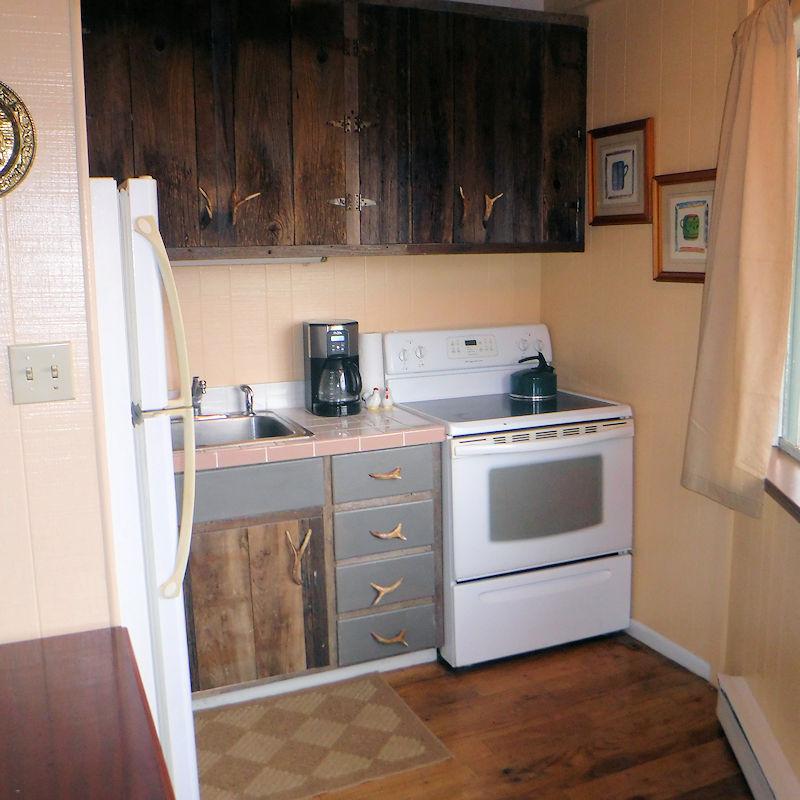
<box><xmin>303</xmin><ymin>320</ymin><xmax>362</xmax><ymax>416</ymax></box>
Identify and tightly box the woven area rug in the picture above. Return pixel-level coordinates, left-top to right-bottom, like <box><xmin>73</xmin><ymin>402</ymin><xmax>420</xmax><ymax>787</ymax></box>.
<box><xmin>194</xmin><ymin>673</ymin><xmax>451</xmax><ymax>799</ymax></box>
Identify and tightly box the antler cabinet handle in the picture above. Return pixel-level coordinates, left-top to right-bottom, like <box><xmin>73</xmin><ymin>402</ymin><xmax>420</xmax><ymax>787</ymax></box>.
<box><xmin>371</xmin><ymin>629</ymin><xmax>408</xmax><ymax>647</ymax></box>
<box><xmin>368</xmin><ymin>466</ymin><xmax>402</xmax><ymax>480</ymax></box>
<box><xmin>285</xmin><ymin>528</ymin><xmax>312</xmax><ymax>586</ymax></box>
<box><xmin>370</xmin><ymin>577</ymin><xmax>404</xmax><ymax>605</ymax></box>
<box><xmin>369</xmin><ymin>523</ymin><xmax>406</xmax><ymax>541</ymax></box>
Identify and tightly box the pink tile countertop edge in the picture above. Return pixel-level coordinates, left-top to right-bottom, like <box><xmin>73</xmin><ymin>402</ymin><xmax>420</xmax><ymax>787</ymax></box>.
<box><xmin>172</xmin><ymin>405</ymin><xmax>445</xmax><ymax>473</ymax></box>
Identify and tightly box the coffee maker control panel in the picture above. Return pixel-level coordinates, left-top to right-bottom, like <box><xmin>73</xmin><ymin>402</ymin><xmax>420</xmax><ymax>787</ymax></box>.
<box><xmin>327</xmin><ymin>330</ymin><xmax>348</xmax><ymax>355</ymax></box>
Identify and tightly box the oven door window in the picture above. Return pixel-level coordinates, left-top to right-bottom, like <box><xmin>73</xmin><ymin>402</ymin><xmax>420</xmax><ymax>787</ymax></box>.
<box><xmin>489</xmin><ymin>455</ymin><xmax>602</xmax><ymax>540</ymax></box>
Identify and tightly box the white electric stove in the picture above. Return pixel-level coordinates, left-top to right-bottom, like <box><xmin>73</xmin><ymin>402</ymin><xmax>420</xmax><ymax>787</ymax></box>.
<box><xmin>384</xmin><ymin>324</ymin><xmax>634</xmax><ymax>668</ymax></box>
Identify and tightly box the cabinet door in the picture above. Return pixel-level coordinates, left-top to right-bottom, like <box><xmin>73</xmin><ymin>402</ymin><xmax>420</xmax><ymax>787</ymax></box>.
<box><xmin>292</xmin><ymin>0</ymin><xmax>347</xmax><ymax>245</ymax></box>
<box><xmin>250</xmin><ymin>516</ymin><xmax>329</xmax><ymax>678</ymax></box>
<box><xmin>408</xmin><ymin>8</ymin><xmax>454</xmax><ymax>245</ymax></box>
<box><xmin>186</xmin><ymin>513</ymin><xmax>327</xmax><ymax>691</ymax></box>
<box><xmin>82</xmin><ymin>0</ymin><xmax>135</xmax><ymax>182</ymax></box>
<box><xmin>229</xmin><ymin>0</ymin><xmax>295</xmax><ymax>246</ymax></box>
<box><xmin>186</xmin><ymin>524</ymin><xmax>256</xmax><ymax>691</ymax></box>
<box><xmin>540</xmin><ymin>23</ymin><xmax>586</xmax><ymax>245</ymax></box>
<box><xmin>453</xmin><ymin>16</ymin><xmax>545</xmax><ymax>245</ymax></box>
<box><xmin>357</xmin><ymin>4</ymin><xmax>409</xmax><ymax>245</ymax></box>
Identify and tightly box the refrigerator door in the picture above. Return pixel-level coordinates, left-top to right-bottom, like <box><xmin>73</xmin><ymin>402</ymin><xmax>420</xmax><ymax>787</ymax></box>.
<box><xmin>93</xmin><ymin>177</ymin><xmax>199</xmax><ymax>798</ymax></box>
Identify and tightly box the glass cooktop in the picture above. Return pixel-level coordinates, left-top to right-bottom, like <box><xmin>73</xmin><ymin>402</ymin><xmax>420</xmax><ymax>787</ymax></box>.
<box><xmin>400</xmin><ymin>391</ymin><xmax>630</xmax><ymax>436</ymax></box>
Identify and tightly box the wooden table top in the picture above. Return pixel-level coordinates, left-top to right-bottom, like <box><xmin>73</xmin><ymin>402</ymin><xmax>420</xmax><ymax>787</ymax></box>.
<box><xmin>0</xmin><ymin>627</ymin><xmax>174</xmax><ymax>798</ymax></box>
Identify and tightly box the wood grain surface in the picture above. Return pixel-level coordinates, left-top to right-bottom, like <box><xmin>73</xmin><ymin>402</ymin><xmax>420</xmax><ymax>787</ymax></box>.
<box><xmin>321</xmin><ymin>634</ymin><xmax>752</xmax><ymax>799</ymax></box>
<box><xmin>0</xmin><ymin>628</ymin><xmax>173</xmax><ymax>799</ymax></box>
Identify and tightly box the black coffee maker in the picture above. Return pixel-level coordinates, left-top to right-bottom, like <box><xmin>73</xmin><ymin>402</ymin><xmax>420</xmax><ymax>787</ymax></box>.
<box><xmin>303</xmin><ymin>320</ymin><xmax>363</xmax><ymax>416</ymax></box>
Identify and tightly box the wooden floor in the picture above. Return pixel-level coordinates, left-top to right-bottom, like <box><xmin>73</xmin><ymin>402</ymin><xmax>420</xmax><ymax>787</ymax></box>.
<box><xmin>324</xmin><ymin>634</ymin><xmax>752</xmax><ymax>800</ymax></box>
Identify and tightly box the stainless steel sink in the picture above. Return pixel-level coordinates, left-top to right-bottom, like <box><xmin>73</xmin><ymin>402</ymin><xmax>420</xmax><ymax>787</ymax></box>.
<box><xmin>171</xmin><ymin>411</ymin><xmax>313</xmax><ymax>450</ymax></box>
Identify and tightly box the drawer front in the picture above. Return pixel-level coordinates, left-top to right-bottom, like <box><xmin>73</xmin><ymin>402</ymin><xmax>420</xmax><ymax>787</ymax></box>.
<box><xmin>177</xmin><ymin>458</ymin><xmax>325</xmax><ymax>523</ymax></box>
<box><xmin>331</xmin><ymin>445</ymin><xmax>433</xmax><ymax>503</ymax></box>
<box><xmin>333</xmin><ymin>499</ymin><xmax>434</xmax><ymax>560</ymax></box>
<box><xmin>337</xmin><ymin>604</ymin><xmax>437</xmax><ymax>666</ymax></box>
<box><xmin>335</xmin><ymin>552</ymin><xmax>435</xmax><ymax>613</ymax></box>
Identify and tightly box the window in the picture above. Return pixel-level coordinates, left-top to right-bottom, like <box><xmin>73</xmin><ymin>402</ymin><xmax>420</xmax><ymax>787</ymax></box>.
<box><xmin>778</xmin><ymin>57</ymin><xmax>800</xmax><ymax>459</ymax></box>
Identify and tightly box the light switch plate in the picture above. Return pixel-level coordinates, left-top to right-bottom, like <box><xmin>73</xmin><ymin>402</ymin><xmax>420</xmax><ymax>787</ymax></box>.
<box><xmin>8</xmin><ymin>342</ymin><xmax>75</xmax><ymax>404</ymax></box>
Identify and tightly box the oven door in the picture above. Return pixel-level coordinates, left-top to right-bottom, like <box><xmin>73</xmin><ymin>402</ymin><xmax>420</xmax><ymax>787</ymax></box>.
<box><xmin>446</xmin><ymin>419</ymin><xmax>633</xmax><ymax>581</ymax></box>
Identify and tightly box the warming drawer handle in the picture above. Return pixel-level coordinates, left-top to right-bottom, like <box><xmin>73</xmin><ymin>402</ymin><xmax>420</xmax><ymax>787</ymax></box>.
<box><xmin>370</xmin><ymin>577</ymin><xmax>404</xmax><ymax>606</ymax></box>
<box><xmin>369</xmin><ymin>523</ymin><xmax>406</xmax><ymax>541</ymax></box>
<box><xmin>368</xmin><ymin>466</ymin><xmax>402</xmax><ymax>480</ymax></box>
<box><xmin>371</xmin><ymin>629</ymin><xmax>408</xmax><ymax>647</ymax></box>
<box><xmin>285</xmin><ymin>528</ymin><xmax>312</xmax><ymax>586</ymax></box>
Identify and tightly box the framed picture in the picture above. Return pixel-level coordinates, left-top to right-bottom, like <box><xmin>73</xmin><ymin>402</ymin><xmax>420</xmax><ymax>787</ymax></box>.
<box><xmin>587</xmin><ymin>118</ymin><xmax>654</xmax><ymax>225</ymax></box>
<box><xmin>653</xmin><ymin>169</ymin><xmax>716</xmax><ymax>283</ymax></box>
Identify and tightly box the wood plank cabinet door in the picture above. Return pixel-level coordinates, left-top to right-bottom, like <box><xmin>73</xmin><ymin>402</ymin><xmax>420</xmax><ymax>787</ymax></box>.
<box><xmin>540</xmin><ymin>22</ymin><xmax>586</xmax><ymax>245</ymax></box>
<box><xmin>249</xmin><ymin>515</ymin><xmax>329</xmax><ymax>678</ymax></box>
<box><xmin>357</xmin><ymin>3</ymin><xmax>410</xmax><ymax>245</ymax></box>
<box><xmin>83</xmin><ymin>0</ymin><xmax>202</xmax><ymax>248</ymax></box>
<box><xmin>185</xmin><ymin>514</ymin><xmax>328</xmax><ymax>691</ymax></box>
<box><xmin>291</xmin><ymin>0</ymin><xmax>347</xmax><ymax>245</ymax></box>
<box><xmin>453</xmin><ymin>15</ymin><xmax>544</xmax><ymax>245</ymax></box>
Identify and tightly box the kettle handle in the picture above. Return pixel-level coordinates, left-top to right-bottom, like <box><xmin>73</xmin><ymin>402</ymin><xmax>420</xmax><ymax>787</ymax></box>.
<box><xmin>517</xmin><ymin>351</ymin><xmax>553</xmax><ymax>371</ymax></box>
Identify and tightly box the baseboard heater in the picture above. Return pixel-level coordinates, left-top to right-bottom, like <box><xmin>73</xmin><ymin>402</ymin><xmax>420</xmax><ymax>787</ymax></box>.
<box><xmin>717</xmin><ymin>674</ymin><xmax>800</xmax><ymax>800</ymax></box>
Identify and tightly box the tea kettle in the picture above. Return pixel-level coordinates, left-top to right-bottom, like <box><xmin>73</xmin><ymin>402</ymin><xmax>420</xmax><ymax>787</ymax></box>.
<box><xmin>509</xmin><ymin>352</ymin><xmax>557</xmax><ymax>400</ymax></box>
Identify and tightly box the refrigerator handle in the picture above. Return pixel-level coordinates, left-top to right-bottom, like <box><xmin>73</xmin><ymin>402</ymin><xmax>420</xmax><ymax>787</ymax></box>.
<box><xmin>134</xmin><ymin>215</ymin><xmax>196</xmax><ymax>599</ymax></box>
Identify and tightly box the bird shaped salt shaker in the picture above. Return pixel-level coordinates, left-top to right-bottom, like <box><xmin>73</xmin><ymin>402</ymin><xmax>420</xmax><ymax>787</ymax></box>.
<box><xmin>381</xmin><ymin>387</ymin><xmax>394</xmax><ymax>410</ymax></box>
<box><xmin>366</xmin><ymin>387</ymin><xmax>382</xmax><ymax>411</ymax></box>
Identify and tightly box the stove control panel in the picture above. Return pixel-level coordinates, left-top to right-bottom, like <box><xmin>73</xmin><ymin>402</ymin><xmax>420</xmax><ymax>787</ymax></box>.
<box><xmin>447</xmin><ymin>334</ymin><xmax>497</xmax><ymax>359</ymax></box>
<box><xmin>384</xmin><ymin>324</ymin><xmax>552</xmax><ymax>375</ymax></box>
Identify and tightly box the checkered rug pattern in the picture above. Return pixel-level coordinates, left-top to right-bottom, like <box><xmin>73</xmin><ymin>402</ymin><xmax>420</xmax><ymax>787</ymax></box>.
<box><xmin>194</xmin><ymin>673</ymin><xmax>450</xmax><ymax>799</ymax></box>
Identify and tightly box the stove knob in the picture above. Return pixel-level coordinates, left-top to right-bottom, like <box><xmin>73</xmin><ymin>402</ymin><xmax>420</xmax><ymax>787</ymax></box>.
<box><xmin>398</xmin><ymin>348</ymin><xmax>409</xmax><ymax>362</ymax></box>
<box><xmin>517</xmin><ymin>338</ymin><xmax>530</xmax><ymax>352</ymax></box>
<box><xmin>414</xmin><ymin>345</ymin><xmax>426</xmax><ymax>360</ymax></box>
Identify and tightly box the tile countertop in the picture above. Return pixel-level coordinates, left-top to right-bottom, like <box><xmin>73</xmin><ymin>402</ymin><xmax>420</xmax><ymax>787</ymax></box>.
<box><xmin>172</xmin><ymin>405</ymin><xmax>445</xmax><ymax>473</ymax></box>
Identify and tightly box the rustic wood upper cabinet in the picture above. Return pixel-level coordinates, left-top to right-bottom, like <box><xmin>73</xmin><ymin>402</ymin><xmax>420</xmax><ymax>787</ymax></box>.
<box><xmin>81</xmin><ymin>0</ymin><xmax>586</xmax><ymax>257</ymax></box>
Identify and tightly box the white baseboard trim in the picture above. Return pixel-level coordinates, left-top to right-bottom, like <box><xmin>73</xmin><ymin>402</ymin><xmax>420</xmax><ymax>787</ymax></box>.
<box><xmin>626</xmin><ymin>619</ymin><xmax>711</xmax><ymax>681</ymax></box>
<box><xmin>192</xmin><ymin>648</ymin><xmax>438</xmax><ymax>711</ymax></box>
<box><xmin>717</xmin><ymin>674</ymin><xmax>800</xmax><ymax>800</ymax></box>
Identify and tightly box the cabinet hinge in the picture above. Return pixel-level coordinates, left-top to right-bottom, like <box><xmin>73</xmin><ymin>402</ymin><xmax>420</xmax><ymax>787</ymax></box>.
<box><xmin>326</xmin><ymin>115</ymin><xmax>374</xmax><ymax>134</ymax></box>
<box><xmin>344</xmin><ymin>37</ymin><xmax>359</xmax><ymax>57</ymax></box>
<box><xmin>577</xmin><ymin>128</ymin><xmax>583</xmax><ymax>142</ymax></box>
<box><xmin>327</xmin><ymin>193</ymin><xmax>377</xmax><ymax>211</ymax></box>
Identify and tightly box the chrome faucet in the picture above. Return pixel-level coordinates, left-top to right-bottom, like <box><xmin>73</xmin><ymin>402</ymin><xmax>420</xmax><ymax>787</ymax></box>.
<box><xmin>240</xmin><ymin>384</ymin><xmax>254</xmax><ymax>415</ymax></box>
<box><xmin>191</xmin><ymin>376</ymin><xmax>206</xmax><ymax>415</ymax></box>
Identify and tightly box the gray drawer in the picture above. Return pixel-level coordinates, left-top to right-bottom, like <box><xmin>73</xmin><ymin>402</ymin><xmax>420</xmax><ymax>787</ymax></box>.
<box><xmin>337</xmin><ymin>603</ymin><xmax>437</xmax><ymax>666</ymax></box>
<box><xmin>177</xmin><ymin>458</ymin><xmax>324</xmax><ymax>523</ymax></box>
<box><xmin>331</xmin><ymin>445</ymin><xmax>433</xmax><ymax>503</ymax></box>
<box><xmin>333</xmin><ymin>499</ymin><xmax>434</xmax><ymax>560</ymax></box>
<box><xmin>335</xmin><ymin>552</ymin><xmax>435</xmax><ymax>613</ymax></box>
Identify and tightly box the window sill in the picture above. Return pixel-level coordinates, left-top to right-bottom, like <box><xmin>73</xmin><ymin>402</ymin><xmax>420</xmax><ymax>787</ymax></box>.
<box><xmin>765</xmin><ymin>446</ymin><xmax>800</xmax><ymax>523</ymax></box>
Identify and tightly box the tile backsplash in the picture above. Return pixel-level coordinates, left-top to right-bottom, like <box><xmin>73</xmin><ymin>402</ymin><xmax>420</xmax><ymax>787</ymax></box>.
<box><xmin>171</xmin><ymin>251</ymin><xmax>542</xmax><ymax>390</ymax></box>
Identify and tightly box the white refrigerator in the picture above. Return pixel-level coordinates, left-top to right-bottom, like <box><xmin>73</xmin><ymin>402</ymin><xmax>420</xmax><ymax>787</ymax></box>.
<box><xmin>90</xmin><ymin>177</ymin><xmax>199</xmax><ymax>798</ymax></box>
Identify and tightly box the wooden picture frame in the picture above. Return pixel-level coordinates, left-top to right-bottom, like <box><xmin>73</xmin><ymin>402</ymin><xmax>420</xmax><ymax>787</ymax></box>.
<box><xmin>652</xmin><ymin>169</ymin><xmax>716</xmax><ymax>283</ymax></box>
<box><xmin>587</xmin><ymin>118</ymin><xmax>654</xmax><ymax>225</ymax></box>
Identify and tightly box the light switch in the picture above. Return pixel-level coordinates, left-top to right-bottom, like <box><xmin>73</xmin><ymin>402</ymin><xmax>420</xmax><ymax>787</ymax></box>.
<box><xmin>8</xmin><ymin>342</ymin><xmax>75</xmax><ymax>404</ymax></box>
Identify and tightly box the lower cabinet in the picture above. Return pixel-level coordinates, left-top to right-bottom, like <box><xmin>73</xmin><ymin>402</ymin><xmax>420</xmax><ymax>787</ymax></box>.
<box><xmin>186</xmin><ymin>513</ymin><xmax>328</xmax><ymax>691</ymax></box>
<box><xmin>181</xmin><ymin>444</ymin><xmax>441</xmax><ymax>693</ymax></box>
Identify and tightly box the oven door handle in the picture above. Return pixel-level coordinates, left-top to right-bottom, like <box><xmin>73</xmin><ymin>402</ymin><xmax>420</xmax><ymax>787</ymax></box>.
<box><xmin>451</xmin><ymin>419</ymin><xmax>634</xmax><ymax>457</ymax></box>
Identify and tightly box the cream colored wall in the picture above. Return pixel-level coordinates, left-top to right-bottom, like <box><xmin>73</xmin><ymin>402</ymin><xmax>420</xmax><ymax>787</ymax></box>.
<box><xmin>0</xmin><ymin>0</ymin><xmax>110</xmax><ymax>644</ymax></box>
<box><xmin>727</xmin><ymin>495</ymin><xmax>800</xmax><ymax>771</ymax></box>
<box><xmin>174</xmin><ymin>253</ymin><xmax>542</xmax><ymax>387</ymax></box>
<box><xmin>541</xmin><ymin>0</ymin><xmax>748</xmax><ymax>674</ymax></box>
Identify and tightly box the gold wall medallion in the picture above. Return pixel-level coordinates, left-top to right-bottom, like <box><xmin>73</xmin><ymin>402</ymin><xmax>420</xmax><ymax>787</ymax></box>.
<box><xmin>0</xmin><ymin>81</ymin><xmax>36</xmax><ymax>197</ymax></box>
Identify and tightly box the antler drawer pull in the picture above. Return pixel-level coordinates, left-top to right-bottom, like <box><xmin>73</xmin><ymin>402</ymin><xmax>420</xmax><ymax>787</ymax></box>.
<box><xmin>368</xmin><ymin>466</ymin><xmax>402</xmax><ymax>480</ymax></box>
<box><xmin>369</xmin><ymin>522</ymin><xmax>406</xmax><ymax>541</ymax></box>
<box><xmin>285</xmin><ymin>528</ymin><xmax>312</xmax><ymax>586</ymax></box>
<box><xmin>370</xmin><ymin>577</ymin><xmax>404</xmax><ymax>605</ymax></box>
<box><xmin>371</xmin><ymin>629</ymin><xmax>408</xmax><ymax>647</ymax></box>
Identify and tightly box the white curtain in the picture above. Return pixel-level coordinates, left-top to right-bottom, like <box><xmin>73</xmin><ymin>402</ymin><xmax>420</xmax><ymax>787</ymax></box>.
<box><xmin>682</xmin><ymin>0</ymin><xmax>798</xmax><ymax>518</ymax></box>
